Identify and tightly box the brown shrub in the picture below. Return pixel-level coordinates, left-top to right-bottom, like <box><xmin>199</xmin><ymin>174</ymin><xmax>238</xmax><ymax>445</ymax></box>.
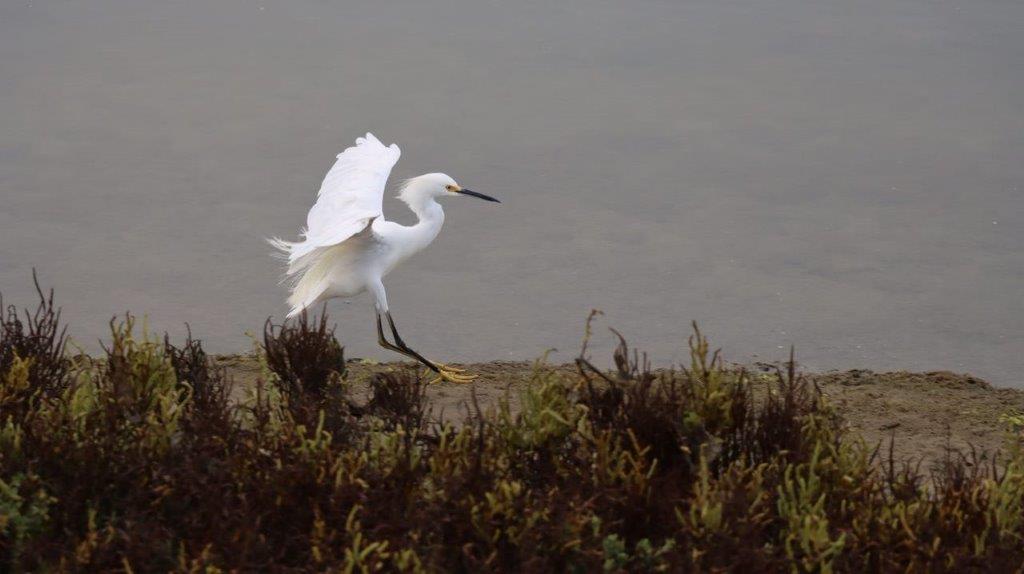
<box><xmin>1</xmin><ymin>289</ymin><xmax>1021</xmax><ymax>572</ymax></box>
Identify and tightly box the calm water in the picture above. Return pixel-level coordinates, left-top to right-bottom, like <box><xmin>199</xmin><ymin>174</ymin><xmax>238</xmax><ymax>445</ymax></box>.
<box><xmin>2</xmin><ymin>0</ymin><xmax>1021</xmax><ymax>384</ymax></box>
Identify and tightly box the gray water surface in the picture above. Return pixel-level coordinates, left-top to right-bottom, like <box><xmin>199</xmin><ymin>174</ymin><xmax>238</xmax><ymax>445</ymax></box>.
<box><xmin>2</xmin><ymin>0</ymin><xmax>1022</xmax><ymax>384</ymax></box>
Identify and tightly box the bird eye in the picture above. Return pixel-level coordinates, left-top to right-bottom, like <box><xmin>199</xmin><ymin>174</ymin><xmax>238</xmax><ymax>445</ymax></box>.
<box><xmin>445</xmin><ymin>185</ymin><xmax>455</xmax><ymax>191</ymax></box>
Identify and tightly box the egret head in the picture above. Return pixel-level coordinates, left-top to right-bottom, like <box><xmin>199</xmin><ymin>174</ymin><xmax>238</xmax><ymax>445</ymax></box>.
<box><xmin>398</xmin><ymin>173</ymin><xmax>500</xmax><ymax>206</ymax></box>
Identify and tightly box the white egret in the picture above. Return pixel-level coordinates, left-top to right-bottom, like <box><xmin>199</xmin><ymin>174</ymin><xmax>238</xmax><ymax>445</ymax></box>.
<box><xmin>269</xmin><ymin>133</ymin><xmax>499</xmax><ymax>383</ymax></box>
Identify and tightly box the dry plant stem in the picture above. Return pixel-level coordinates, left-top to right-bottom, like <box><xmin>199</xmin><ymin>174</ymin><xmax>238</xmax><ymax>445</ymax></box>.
<box><xmin>2</xmin><ymin>276</ymin><xmax>1023</xmax><ymax>571</ymax></box>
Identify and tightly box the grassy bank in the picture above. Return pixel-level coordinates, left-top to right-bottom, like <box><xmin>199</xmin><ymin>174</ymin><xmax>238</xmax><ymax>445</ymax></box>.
<box><xmin>2</xmin><ymin>283</ymin><xmax>1024</xmax><ymax>571</ymax></box>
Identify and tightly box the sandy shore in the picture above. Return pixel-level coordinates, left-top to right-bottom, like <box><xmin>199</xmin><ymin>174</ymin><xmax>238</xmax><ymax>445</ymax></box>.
<box><xmin>214</xmin><ymin>355</ymin><xmax>1024</xmax><ymax>469</ymax></box>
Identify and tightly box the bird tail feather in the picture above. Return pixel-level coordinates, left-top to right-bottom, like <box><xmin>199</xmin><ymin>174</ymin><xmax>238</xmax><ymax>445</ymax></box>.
<box><xmin>269</xmin><ymin>236</ymin><xmax>345</xmax><ymax>318</ymax></box>
<box><xmin>270</xmin><ymin>239</ymin><xmax>335</xmax><ymax>318</ymax></box>
<box><xmin>285</xmin><ymin>275</ymin><xmax>329</xmax><ymax>318</ymax></box>
<box><xmin>267</xmin><ymin>236</ymin><xmax>328</xmax><ymax>278</ymax></box>
<box><xmin>267</xmin><ymin>236</ymin><xmax>294</xmax><ymax>263</ymax></box>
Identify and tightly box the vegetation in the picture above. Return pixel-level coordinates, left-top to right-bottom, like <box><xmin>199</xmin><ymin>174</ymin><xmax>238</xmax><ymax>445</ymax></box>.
<box><xmin>1</xmin><ymin>283</ymin><xmax>1023</xmax><ymax>572</ymax></box>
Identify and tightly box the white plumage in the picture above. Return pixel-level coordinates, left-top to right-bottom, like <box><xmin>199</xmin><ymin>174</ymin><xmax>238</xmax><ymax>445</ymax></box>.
<box><xmin>269</xmin><ymin>133</ymin><xmax>401</xmax><ymax>314</ymax></box>
<box><xmin>269</xmin><ymin>133</ymin><xmax>499</xmax><ymax>382</ymax></box>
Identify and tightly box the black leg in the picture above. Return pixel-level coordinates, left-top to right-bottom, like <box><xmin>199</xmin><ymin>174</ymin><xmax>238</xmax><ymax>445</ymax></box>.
<box><xmin>376</xmin><ymin>313</ymin><xmax>439</xmax><ymax>372</ymax></box>
<box><xmin>384</xmin><ymin>312</ymin><xmax>439</xmax><ymax>371</ymax></box>
<box><xmin>385</xmin><ymin>312</ymin><xmax>410</xmax><ymax>348</ymax></box>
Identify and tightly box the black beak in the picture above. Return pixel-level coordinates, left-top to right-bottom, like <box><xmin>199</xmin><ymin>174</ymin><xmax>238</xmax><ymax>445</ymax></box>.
<box><xmin>458</xmin><ymin>188</ymin><xmax>500</xmax><ymax>203</ymax></box>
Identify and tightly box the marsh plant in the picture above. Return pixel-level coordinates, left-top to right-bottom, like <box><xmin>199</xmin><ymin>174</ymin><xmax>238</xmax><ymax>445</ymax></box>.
<box><xmin>1</xmin><ymin>282</ymin><xmax>1023</xmax><ymax>572</ymax></box>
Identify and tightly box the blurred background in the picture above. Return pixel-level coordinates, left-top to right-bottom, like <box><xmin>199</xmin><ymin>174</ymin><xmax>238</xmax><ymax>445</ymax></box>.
<box><xmin>1</xmin><ymin>0</ymin><xmax>1021</xmax><ymax>384</ymax></box>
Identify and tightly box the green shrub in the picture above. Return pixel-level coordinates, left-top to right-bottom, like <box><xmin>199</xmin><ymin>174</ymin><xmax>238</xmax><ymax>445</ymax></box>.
<box><xmin>0</xmin><ymin>280</ymin><xmax>1021</xmax><ymax>571</ymax></box>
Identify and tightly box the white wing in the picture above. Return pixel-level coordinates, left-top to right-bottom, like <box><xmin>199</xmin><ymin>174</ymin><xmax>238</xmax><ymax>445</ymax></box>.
<box><xmin>271</xmin><ymin>133</ymin><xmax>400</xmax><ymax>272</ymax></box>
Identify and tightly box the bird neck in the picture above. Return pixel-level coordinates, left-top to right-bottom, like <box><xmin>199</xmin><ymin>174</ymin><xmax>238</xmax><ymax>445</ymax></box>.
<box><xmin>405</xmin><ymin>196</ymin><xmax>445</xmax><ymax>250</ymax></box>
<box><xmin>407</xmin><ymin>195</ymin><xmax>444</xmax><ymax>223</ymax></box>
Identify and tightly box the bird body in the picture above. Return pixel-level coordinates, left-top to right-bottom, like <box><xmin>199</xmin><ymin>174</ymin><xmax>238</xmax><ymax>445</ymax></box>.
<box><xmin>274</xmin><ymin>171</ymin><xmax>452</xmax><ymax>316</ymax></box>
<box><xmin>269</xmin><ymin>133</ymin><xmax>499</xmax><ymax>382</ymax></box>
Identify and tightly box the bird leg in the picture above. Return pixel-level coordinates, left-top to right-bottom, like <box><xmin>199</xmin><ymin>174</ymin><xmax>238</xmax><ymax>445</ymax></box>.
<box><xmin>385</xmin><ymin>313</ymin><xmax>473</xmax><ymax>381</ymax></box>
<box><xmin>376</xmin><ymin>312</ymin><xmax>475</xmax><ymax>384</ymax></box>
<box><xmin>376</xmin><ymin>314</ymin><xmax>437</xmax><ymax>370</ymax></box>
<box><xmin>388</xmin><ymin>314</ymin><xmax>475</xmax><ymax>384</ymax></box>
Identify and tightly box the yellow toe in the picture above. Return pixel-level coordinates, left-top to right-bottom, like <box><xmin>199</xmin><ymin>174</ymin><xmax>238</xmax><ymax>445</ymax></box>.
<box><xmin>437</xmin><ymin>363</ymin><xmax>467</xmax><ymax>374</ymax></box>
<box><xmin>428</xmin><ymin>365</ymin><xmax>477</xmax><ymax>384</ymax></box>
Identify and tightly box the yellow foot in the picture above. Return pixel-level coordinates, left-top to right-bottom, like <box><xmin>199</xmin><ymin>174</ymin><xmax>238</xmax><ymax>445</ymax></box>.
<box><xmin>428</xmin><ymin>363</ymin><xmax>476</xmax><ymax>384</ymax></box>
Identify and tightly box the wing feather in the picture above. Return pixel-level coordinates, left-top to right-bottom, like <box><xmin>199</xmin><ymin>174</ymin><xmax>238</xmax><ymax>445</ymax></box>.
<box><xmin>270</xmin><ymin>133</ymin><xmax>400</xmax><ymax>273</ymax></box>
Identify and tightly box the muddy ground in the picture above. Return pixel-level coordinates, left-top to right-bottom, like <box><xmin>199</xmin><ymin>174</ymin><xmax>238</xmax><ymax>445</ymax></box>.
<box><xmin>215</xmin><ymin>355</ymin><xmax>1024</xmax><ymax>470</ymax></box>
